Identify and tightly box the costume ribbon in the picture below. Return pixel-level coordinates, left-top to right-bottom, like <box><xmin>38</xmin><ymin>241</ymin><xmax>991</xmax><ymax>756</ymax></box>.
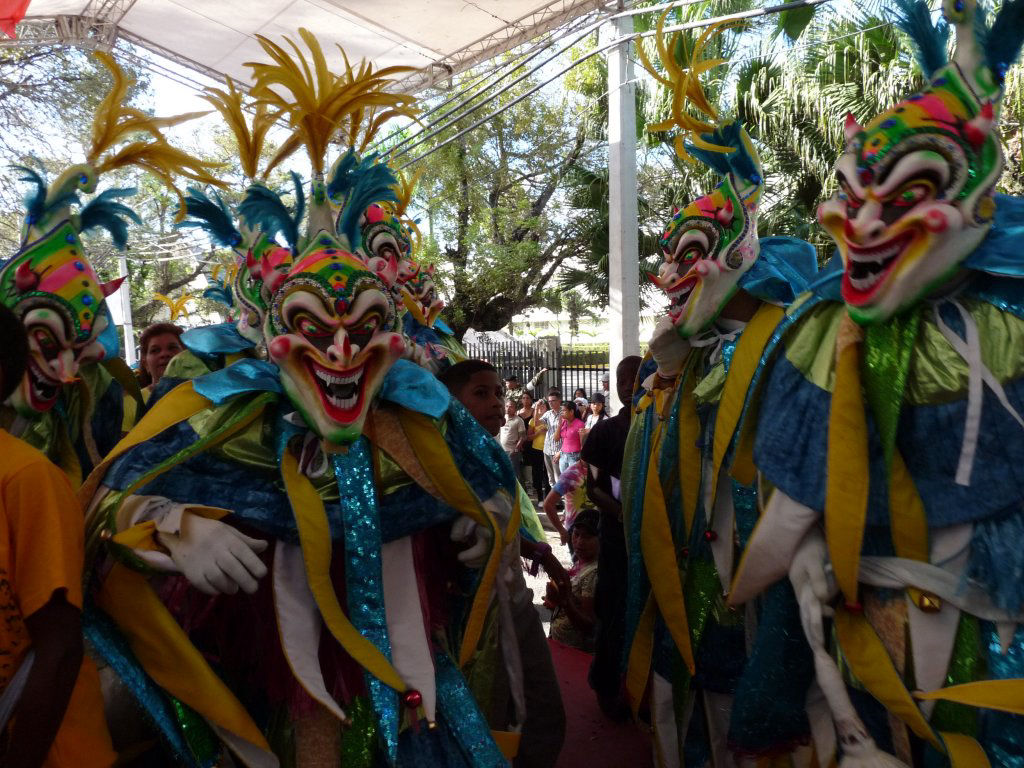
<box><xmin>708</xmin><ymin>303</ymin><xmax>784</xmax><ymax>513</ymax></box>
<box><xmin>395</xmin><ymin>409</ymin><xmax>513</xmax><ymax>667</ymax></box>
<box><xmin>280</xmin><ymin>447</ymin><xmax>405</xmax><ymax>762</ymax></box>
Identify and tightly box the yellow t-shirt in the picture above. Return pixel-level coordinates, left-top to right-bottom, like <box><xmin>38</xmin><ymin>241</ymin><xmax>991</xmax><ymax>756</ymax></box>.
<box><xmin>0</xmin><ymin>430</ymin><xmax>116</xmax><ymax>767</ymax></box>
<box><xmin>530</xmin><ymin>417</ymin><xmax>546</xmax><ymax>451</ymax></box>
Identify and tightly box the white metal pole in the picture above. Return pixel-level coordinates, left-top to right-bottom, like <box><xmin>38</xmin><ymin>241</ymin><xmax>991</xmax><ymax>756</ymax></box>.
<box><xmin>118</xmin><ymin>254</ymin><xmax>137</xmax><ymax>366</ymax></box>
<box><xmin>607</xmin><ymin>10</ymin><xmax>640</xmax><ymax>413</ymax></box>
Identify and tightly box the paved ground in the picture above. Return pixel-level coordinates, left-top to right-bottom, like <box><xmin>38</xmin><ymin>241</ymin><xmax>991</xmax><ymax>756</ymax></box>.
<box><xmin>521</xmin><ymin>498</ymin><xmax>655</xmax><ymax>768</ymax></box>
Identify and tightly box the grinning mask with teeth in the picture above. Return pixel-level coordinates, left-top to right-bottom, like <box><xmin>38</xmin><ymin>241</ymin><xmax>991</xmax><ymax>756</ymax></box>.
<box><xmin>399</xmin><ymin>261</ymin><xmax>444</xmax><ymax>328</ymax></box>
<box><xmin>818</xmin><ymin>0</ymin><xmax>1014</xmax><ymax>324</ymax></box>
<box><xmin>1</xmin><ymin>220</ymin><xmax>121</xmax><ymax>416</ymax></box>
<box><xmin>265</xmin><ymin>236</ymin><xmax>405</xmax><ymax>445</ymax></box>
<box><xmin>650</xmin><ymin>123</ymin><xmax>764</xmax><ymax>338</ymax></box>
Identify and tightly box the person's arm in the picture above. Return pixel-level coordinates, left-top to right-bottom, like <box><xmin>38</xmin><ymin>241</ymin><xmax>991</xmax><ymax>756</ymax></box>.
<box><xmin>6</xmin><ymin>595</ymin><xmax>84</xmax><ymax>768</ymax></box>
<box><xmin>542</xmin><ymin>490</ymin><xmax>569</xmax><ymax>543</ymax></box>
<box><xmin>557</xmin><ymin>580</ymin><xmax>596</xmax><ymax>634</ymax></box>
<box><xmin>525</xmin><ymin>368</ymin><xmax>549</xmax><ymax>394</ymax></box>
<box><xmin>585</xmin><ymin>471</ymin><xmax>622</xmax><ymax>522</ymax></box>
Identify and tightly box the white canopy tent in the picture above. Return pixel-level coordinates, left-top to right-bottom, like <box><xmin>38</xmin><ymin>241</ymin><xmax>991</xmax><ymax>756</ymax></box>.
<box><xmin>12</xmin><ymin>0</ymin><xmax>609</xmax><ymax>92</ymax></box>
<box><xmin>5</xmin><ymin>0</ymin><xmax>830</xmax><ymax>401</ymax></box>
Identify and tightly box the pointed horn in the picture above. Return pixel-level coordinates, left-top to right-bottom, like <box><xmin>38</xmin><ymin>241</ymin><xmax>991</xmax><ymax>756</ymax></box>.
<box><xmin>716</xmin><ymin>198</ymin><xmax>734</xmax><ymax>227</ymax></box>
<box><xmin>844</xmin><ymin>112</ymin><xmax>863</xmax><ymax>144</ymax></box>
<box><xmin>377</xmin><ymin>251</ymin><xmax>399</xmax><ymax>287</ymax></box>
<box><xmin>964</xmin><ymin>101</ymin><xmax>995</xmax><ymax>149</ymax></box>
<box><xmin>14</xmin><ymin>261</ymin><xmax>39</xmax><ymax>293</ymax></box>
<box><xmin>100</xmin><ymin>276</ymin><xmax>126</xmax><ymax>297</ymax></box>
<box><xmin>260</xmin><ymin>254</ymin><xmax>286</xmax><ymax>294</ymax></box>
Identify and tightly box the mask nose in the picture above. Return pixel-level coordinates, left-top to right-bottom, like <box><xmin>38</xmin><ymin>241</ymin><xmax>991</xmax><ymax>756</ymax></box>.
<box><xmin>845</xmin><ymin>201</ymin><xmax>886</xmax><ymax>243</ymax></box>
<box><xmin>51</xmin><ymin>348</ymin><xmax>79</xmax><ymax>383</ymax></box>
<box><xmin>326</xmin><ymin>328</ymin><xmax>353</xmax><ymax>366</ymax></box>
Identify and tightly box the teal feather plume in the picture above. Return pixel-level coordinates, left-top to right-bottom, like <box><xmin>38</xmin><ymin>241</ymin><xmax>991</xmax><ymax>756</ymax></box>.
<box><xmin>890</xmin><ymin>0</ymin><xmax>950</xmax><ymax>78</ymax></box>
<box><xmin>11</xmin><ymin>163</ymin><xmax>80</xmax><ymax>226</ymax></box>
<box><xmin>237</xmin><ymin>180</ymin><xmax>303</xmax><ymax>252</ymax></box>
<box><xmin>328</xmin><ymin>150</ymin><xmax>398</xmax><ymax>250</ymax></box>
<box><xmin>79</xmin><ymin>188</ymin><xmax>141</xmax><ymax>250</ymax></box>
<box><xmin>177</xmin><ymin>187</ymin><xmax>243</xmax><ymax>248</ymax></box>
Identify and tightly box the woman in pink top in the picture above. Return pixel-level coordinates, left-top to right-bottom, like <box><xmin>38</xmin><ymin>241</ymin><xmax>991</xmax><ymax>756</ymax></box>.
<box><xmin>557</xmin><ymin>401</ymin><xmax>585</xmax><ymax>473</ymax></box>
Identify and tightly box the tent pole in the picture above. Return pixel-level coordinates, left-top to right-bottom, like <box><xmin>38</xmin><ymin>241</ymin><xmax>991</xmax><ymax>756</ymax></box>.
<box><xmin>606</xmin><ymin>8</ymin><xmax>639</xmax><ymax>412</ymax></box>
<box><xmin>118</xmin><ymin>253</ymin><xmax>137</xmax><ymax>366</ymax></box>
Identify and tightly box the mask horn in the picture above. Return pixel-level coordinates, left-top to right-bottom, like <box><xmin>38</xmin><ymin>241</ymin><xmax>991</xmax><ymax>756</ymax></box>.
<box><xmin>844</xmin><ymin>112</ymin><xmax>863</xmax><ymax>144</ymax></box>
<box><xmin>14</xmin><ymin>261</ymin><xmax>39</xmax><ymax>293</ymax></box>
<box><xmin>100</xmin><ymin>276</ymin><xmax>126</xmax><ymax>297</ymax></box>
<box><xmin>964</xmin><ymin>102</ymin><xmax>995</xmax><ymax>149</ymax></box>
<box><xmin>260</xmin><ymin>254</ymin><xmax>286</xmax><ymax>294</ymax></box>
<box><xmin>376</xmin><ymin>251</ymin><xmax>399</xmax><ymax>287</ymax></box>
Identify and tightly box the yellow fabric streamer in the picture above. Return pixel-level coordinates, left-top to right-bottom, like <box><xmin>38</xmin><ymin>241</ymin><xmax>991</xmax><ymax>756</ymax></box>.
<box><xmin>677</xmin><ymin>374</ymin><xmax>702</xmax><ymax>540</ymax></box>
<box><xmin>395</xmin><ymin>410</ymin><xmax>514</xmax><ymax>668</ymax></box>
<box><xmin>825</xmin><ymin>315</ymin><xmax>869</xmax><ymax>605</ymax></box>
<box><xmin>625</xmin><ymin>597</ymin><xmax>657</xmax><ymax>717</ymax></box>
<box><xmin>280</xmin><ymin>448</ymin><xmax>409</xmax><ymax>692</ymax></box>
<box><xmin>914</xmin><ymin>679</ymin><xmax>1024</xmax><ymax>714</ymax></box>
<box><xmin>640</xmin><ymin>420</ymin><xmax>696</xmax><ymax>675</ymax></box>
<box><xmin>95</xmin><ymin>563</ymin><xmax>271</xmax><ymax>754</ymax></box>
<box><xmin>709</xmin><ymin>303</ymin><xmax>784</xmax><ymax>509</ymax></box>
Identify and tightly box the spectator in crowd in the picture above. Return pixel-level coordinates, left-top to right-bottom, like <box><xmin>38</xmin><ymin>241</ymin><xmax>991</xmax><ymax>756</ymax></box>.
<box><xmin>135</xmin><ymin>322</ymin><xmax>184</xmax><ymax>390</ymax></box>
<box><xmin>599</xmin><ymin>371</ymin><xmax>611</xmax><ymax>400</ymax></box>
<box><xmin>581</xmin><ymin>392</ymin><xmax>608</xmax><ymax>444</ymax></box>
<box><xmin>541</xmin><ymin>389</ymin><xmax>563</xmax><ymax>491</ymax></box>
<box><xmin>124</xmin><ymin>322</ymin><xmax>184</xmax><ymax>431</ymax></box>
<box><xmin>503</xmin><ymin>368</ymin><xmax>549</xmax><ymax>404</ymax></box>
<box><xmin>0</xmin><ymin>305</ymin><xmax>116</xmax><ymax>768</ymax></box>
<box><xmin>517</xmin><ymin>391</ymin><xmax>535</xmax><ymax>423</ymax></box>
<box><xmin>556</xmin><ymin>400</ymin><xmax>585</xmax><ymax>473</ymax></box>
<box><xmin>441</xmin><ymin>360</ymin><xmax>566</xmax><ymax>768</ymax></box>
<box><xmin>572</xmin><ymin>387</ymin><xmax>587</xmax><ymax>402</ymax></box>
<box><xmin>499</xmin><ymin>399</ymin><xmax>527</xmax><ymax>485</ymax></box>
<box><xmin>581</xmin><ymin>355</ymin><xmax>642</xmax><ymax>720</ymax></box>
<box><xmin>542</xmin><ymin>458</ymin><xmax>587</xmax><ymax>548</ymax></box>
<box><xmin>523</xmin><ymin>399</ymin><xmax>550</xmax><ymax>503</ymax></box>
<box><xmin>544</xmin><ymin>508</ymin><xmax>600</xmax><ymax>653</ymax></box>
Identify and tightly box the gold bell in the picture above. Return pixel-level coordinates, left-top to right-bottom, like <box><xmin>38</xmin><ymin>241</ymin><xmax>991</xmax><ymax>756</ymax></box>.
<box><xmin>917</xmin><ymin>592</ymin><xmax>942</xmax><ymax>613</ymax></box>
<box><xmin>99</xmin><ymin>528</ymin><xmax>113</xmax><ymax>541</ymax></box>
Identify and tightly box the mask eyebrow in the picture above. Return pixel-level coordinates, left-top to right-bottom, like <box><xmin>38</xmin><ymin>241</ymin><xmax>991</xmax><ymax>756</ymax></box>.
<box><xmin>281</xmin><ymin>288</ymin><xmax>335</xmax><ymax>325</ymax></box>
<box><xmin>835</xmin><ymin>155</ymin><xmax>866</xmax><ymax>199</ymax></box>
<box><xmin>345</xmin><ymin>285</ymin><xmax>390</xmax><ymax>322</ymax></box>
<box><xmin>874</xmin><ymin>149</ymin><xmax>951</xmax><ymax>197</ymax></box>
<box><xmin>673</xmin><ymin>229</ymin><xmax>710</xmax><ymax>259</ymax></box>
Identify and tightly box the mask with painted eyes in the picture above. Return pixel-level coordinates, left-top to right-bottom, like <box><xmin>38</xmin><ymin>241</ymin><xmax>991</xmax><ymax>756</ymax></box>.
<box><xmin>400</xmin><ymin>262</ymin><xmax>444</xmax><ymax>328</ymax></box>
<box><xmin>264</xmin><ymin>236</ymin><xmax>405</xmax><ymax>445</ymax></box>
<box><xmin>650</xmin><ymin>122</ymin><xmax>764</xmax><ymax>338</ymax></box>
<box><xmin>232</xmin><ymin>235</ymin><xmax>294</xmax><ymax>345</ymax></box>
<box><xmin>0</xmin><ymin>220</ymin><xmax>123</xmax><ymax>415</ymax></box>
<box><xmin>817</xmin><ymin>0</ymin><xmax>1013</xmax><ymax>324</ymax></box>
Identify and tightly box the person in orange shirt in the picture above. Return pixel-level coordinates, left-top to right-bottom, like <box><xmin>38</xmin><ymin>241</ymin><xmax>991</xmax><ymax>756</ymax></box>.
<box><xmin>0</xmin><ymin>305</ymin><xmax>115</xmax><ymax>768</ymax></box>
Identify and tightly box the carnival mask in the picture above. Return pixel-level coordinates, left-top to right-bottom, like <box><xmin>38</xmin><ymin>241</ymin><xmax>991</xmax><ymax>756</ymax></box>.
<box><xmin>400</xmin><ymin>262</ymin><xmax>444</xmax><ymax>328</ymax></box>
<box><xmin>0</xmin><ymin>221</ymin><xmax>120</xmax><ymax>415</ymax></box>
<box><xmin>266</xmin><ymin>240</ymin><xmax>405</xmax><ymax>444</ymax></box>
<box><xmin>653</xmin><ymin>171</ymin><xmax>760</xmax><ymax>338</ymax></box>
<box><xmin>818</xmin><ymin>0</ymin><xmax>1009</xmax><ymax>324</ymax></box>
<box><xmin>232</xmin><ymin>235</ymin><xmax>293</xmax><ymax>345</ymax></box>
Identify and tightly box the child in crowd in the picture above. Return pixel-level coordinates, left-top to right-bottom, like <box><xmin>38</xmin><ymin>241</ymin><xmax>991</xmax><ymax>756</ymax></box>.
<box><xmin>542</xmin><ymin>458</ymin><xmax>587</xmax><ymax>548</ymax></box>
<box><xmin>556</xmin><ymin>401</ymin><xmax>584</xmax><ymax>473</ymax></box>
<box><xmin>524</xmin><ymin>400</ymin><xmax>551</xmax><ymax>502</ymax></box>
<box><xmin>0</xmin><ymin>305</ymin><xmax>116</xmax><ymax>768</ymax></box>
<box><xmin>544</xmin><ymin>508</ymin><xmax>600</xmax><ymax>653</ymax></box>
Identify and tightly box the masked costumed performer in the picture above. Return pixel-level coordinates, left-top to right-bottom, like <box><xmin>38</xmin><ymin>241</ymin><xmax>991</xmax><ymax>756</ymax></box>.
<box><xmin>731</xmin><ymin>1</ymin><xmax>1024</xmax><ymax>765</ymax></box>
<box><xmin>622</xmin><ymin>16</ymin><xmax>819</xmax><ymax>767</ymax></box>
<box><xmin>0</xmin><ymin>52</ymin><xmax>221</xmax><ymax>482</ymax></box>
<box><xmin>84</xmin><ymin>30</ymin><xmax>522</xmax><ymax>768</ymax></box>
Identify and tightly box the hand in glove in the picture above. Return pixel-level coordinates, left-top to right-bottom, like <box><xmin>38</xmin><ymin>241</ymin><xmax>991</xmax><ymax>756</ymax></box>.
<box><xmin>649</xmin><ymin>315</ymin><xmax>690</xmax><ymax>381</ymax></box>
<box><xmin>789</xmin><ymin>525</ymin><xmax>836</xmax><ymax>612</ymax></box>
<box><xmin>450</xmin><ymin>516</ymin><xmax>493</xmax><ymax>569</ymax></box>
<box><xmin>158</xmin><ymin>513</ymin><xmax>268</xmax><ymax>595</ymax></box>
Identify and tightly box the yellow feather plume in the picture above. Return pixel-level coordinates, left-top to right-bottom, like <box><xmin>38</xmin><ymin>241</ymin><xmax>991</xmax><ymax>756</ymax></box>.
<box><xmin>245</xmin><ymin>28</ymin><xmax>420</xmax><ymax>175</ymax></box>
<box><xmin>88</xmin><ymin>52</ymin><xmax>225</xmax><ymax>217</ymax></box>
<box><xmin>153</xmin><ymin>291</ymin><xmax>197</xmax><ymax>322</ymax></box>
<box><xmin>201</xmin><ymin>78</ymin><xmax>284</xmax><ymax>180</ymax></box>
<box><xmin>635</xmin><ymin>14</ymin><xmax>745</xmax><ymax>163</ymax></box>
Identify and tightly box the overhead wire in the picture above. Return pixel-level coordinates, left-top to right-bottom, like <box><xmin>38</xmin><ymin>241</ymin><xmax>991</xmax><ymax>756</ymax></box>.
<box><xmin>397</xmin><ymin>0</ymin><xmax>835</xmax><ymax>169</ymax></box>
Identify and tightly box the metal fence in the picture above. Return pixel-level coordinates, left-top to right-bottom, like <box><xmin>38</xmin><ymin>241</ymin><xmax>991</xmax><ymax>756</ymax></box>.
<box><xmin>462</xmin><ymin>338</ymin><xmax>609</xmax><ymax>400</ymax></box>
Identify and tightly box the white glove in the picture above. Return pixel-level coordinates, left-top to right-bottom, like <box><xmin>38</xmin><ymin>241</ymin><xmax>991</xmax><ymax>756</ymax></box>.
<box><xmin>158</xmin><ymin>513</ymin><xmax>269</xmax><ymax>595</ymax></box>
<box><xmin>649</xmin><ymin>315</ymin><xmax>690</xmax><ymax>380</ymax></box>
<box><xmin>450</xmin><ymin>516</ymin><xmax>492</xmax><ymax>569</ymax></box>
<box><xmin>788</xmin><ymin>525</ymin><xmax>836</xmax><ymax>610</ymax></box>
